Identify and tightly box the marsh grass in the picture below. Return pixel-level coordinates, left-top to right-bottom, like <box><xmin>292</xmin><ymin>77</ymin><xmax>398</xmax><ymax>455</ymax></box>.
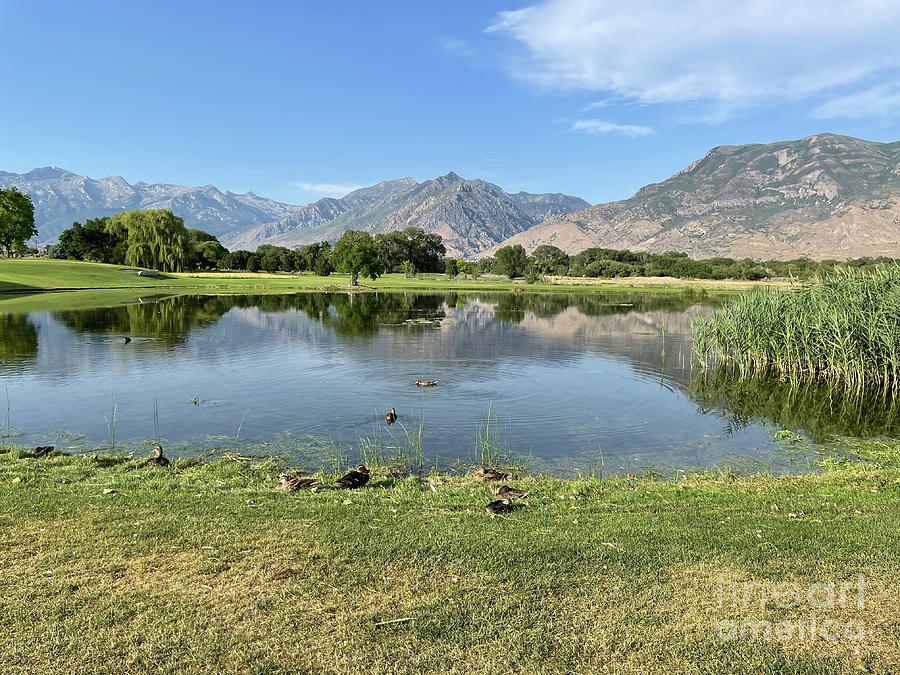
<box><xmin>693</xmin><ymin>266</ymin><xmax>900</xmax><ymax>392</ymax></box>
<box><xmin>473</xmin><ymin>403</ymin><xmax>513</xmax><ymax>467</ymax></box>
<box><xmin>104</xmin><ymin>398</ymin><xmax>119</xmax><ymax>451</ymax></box>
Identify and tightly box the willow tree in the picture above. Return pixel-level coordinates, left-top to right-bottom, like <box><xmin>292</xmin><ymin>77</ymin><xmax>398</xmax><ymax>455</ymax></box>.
<box><xmin>105</xmin><ymin>209</ymin><xmax>191</xmax><ymax>272</ymax></box>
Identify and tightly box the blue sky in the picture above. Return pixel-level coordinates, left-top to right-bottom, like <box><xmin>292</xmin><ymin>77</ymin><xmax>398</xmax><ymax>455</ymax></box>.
<box><xmin>3</xmin><ymin>0</ymin><xmax>900</xmax><ymax>205</ymax></box>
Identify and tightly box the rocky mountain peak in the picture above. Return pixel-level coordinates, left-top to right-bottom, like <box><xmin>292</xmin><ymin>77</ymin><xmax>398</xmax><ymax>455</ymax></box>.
<box><xmin>489</xmin><ymin>133</ymin><xmax>900</xmax><ymax>261</ymax></box>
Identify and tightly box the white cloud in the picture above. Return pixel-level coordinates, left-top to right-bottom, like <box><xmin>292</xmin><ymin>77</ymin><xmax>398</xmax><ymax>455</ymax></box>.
<box><xmin>811</xmin><ymin>81</ymin><xmax>900</xmax><ymax>119</ymax></box>
<box><xmin>487</xmin><ymin>0</ymin><xmax>900</xmax><ymax>116</ymax></box>
<box><xmin>291</xmin><ymin>182</ymin><xmax>364</xmax><ymax>198</ymax></box>
<box><xmin>581</xmin><ymin>100</ymin><xmax>611</xmax><ymax>111</ymax></box>
<box><xmin>571</xmin><ymin>119</ymin><xmax>655</xmax><ymax>137</ymax></box>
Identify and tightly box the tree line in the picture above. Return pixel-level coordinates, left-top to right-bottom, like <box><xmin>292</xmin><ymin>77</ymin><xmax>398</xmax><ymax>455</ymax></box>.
<box><xmin>48</xmin><ymin>209</ymin><xmax>451</xmax><ymax>284</ymax></box>
<box><xmin>481</xmin><ymin>244</ymin><xmax>899</xmax><ymax>281</ymax></box>
<box><xmin>19</xmin><ymin>198</ymin><xmax>898</xmax><ymax>282</ymax></box>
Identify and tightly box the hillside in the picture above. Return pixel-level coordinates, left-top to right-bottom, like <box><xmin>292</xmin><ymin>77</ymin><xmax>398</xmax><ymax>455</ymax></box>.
<box><xmin>490</xmin><ymin>134</ymin><xmax>900</xmax><ymax>260</ymax></box>
<box><xmin>224</xmin><ymin>172</ymin><xmax>589</xmax><ymax>257</ymax></box>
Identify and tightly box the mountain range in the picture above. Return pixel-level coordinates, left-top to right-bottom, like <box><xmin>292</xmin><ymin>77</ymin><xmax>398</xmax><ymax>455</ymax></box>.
<box><xmin>0</xmin><ymin>168</ymin><xmax>588</xmax><ymax>258</ymax></box>
<box><xmin>4</xmin><ymin>133</ymin><xmax>900</xmax><ymax>261</ymax></box>
<box><xmin>492</xmin><ymin>134</ymin><xmax>900</xmax><ymax>260</ymax></box>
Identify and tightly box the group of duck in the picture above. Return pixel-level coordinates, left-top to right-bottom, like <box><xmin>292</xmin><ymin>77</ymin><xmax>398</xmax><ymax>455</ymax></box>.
<box><xmin>25</xmin><ymin>403</ymin><xmax>531</xmax><ymax>517</ymax></box>
<box><xmin>273</xmin><ymin>463</ymin><xmax>530</xmax><ymax>517</ymax></box>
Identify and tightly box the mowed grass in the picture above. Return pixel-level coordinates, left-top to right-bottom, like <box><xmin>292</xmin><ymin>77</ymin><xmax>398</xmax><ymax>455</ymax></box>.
<box><xmin>1</xmin><ymin>447</ymin><xmax>899</xmax><ymax>674</ymax></box>
<box><xmin>0</xmin><ymin>258</ymin><xmax>762</xmax><ymax>296</ymax></box>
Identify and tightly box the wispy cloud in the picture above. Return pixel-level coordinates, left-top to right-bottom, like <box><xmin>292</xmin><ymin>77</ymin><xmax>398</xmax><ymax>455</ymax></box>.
<box><xmin>486</xmin><ymin>0</ymin><xmax>900</xmax><ymax>119</ymax></box>
<box><xmin>812</xmin><ymin>80</ymin><xmax>900</xmax><ymax>119</ymax></box>
<box><xmin>436</xmin><ymin>36</ymin><xmax>479</xmax><ymax>61</ymax></box>
<box><xmin>291</xmin><ymin>182</ymin><xmax>364</xmax><ymax>198</ymax></box>
<box><xmin>571</xmin><ymin>119</ymin><xmax>655</xmax><ymax>137</ymax></box>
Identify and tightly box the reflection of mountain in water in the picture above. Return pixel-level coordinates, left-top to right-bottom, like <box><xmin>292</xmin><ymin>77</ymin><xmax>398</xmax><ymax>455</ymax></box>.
<box><xmin>2</xmin><ymin>290</ymin><xmax>896</xmax><ymax>442</ymax></box>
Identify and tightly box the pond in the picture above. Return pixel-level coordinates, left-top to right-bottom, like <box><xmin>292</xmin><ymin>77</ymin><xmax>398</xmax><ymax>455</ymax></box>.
<box><xmin>1</xmin><ymin>290</ymin><xmax>896</xmax><ymax>474</ymax></box>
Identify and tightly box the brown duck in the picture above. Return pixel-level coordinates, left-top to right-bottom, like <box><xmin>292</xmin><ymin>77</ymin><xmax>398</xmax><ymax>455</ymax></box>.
<box><xmin>415</xmin><ymin>379</ymin><xmax>438</xmax><ymax>387</ymax></box>
<box><xmin>146</xmin><ymin>445</ymin><xmax>170</xmax><ymax>467</ymax></box>
<box><xmin>277</xmin><ymin>474</ymin><xmax>317</xmax><ymax>492</ymax></box>
<box><xmin>474</xmin><ymin>467</ymin><xmax>511</xmax><ymax>481</ymax></box>
<box><xmin>496</xmin><ymin>485</ymin><xmax>530</xmax><ymax>500</ymax></box>
<box><xmin>336</xmin><ymin>465</ymin><xmax>370</xmax><ymax>489</ymax></box>
<box><xmin>384</xmin><ymin>408</ymin><xmax>397</xmax><ymax>425</ymax></box>
<box><xmin>485</xmin><ymin>499</ymin><xmax>514</xmax><ymax>517</ymax></box>
<box><xmin>28</xmin><ymin>445</ymin><xmax>56</xmax><ymax>459</ymax></box>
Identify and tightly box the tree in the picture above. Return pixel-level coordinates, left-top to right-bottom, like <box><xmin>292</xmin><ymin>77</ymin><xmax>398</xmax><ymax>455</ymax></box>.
<box><xmin>56</xmin><ymin>217</ymin><xmax>123</xmax><ymax>263</ymax></box>
<box><xmin>403</xmin><ymin>227</ymin><xmax>445</xmax><ymax>272</ymax></box>
<box><xmin>187</xmin><ymin>228</ymin><xmax>227</xmax><ymax>270</ymax></box>
<box><xmin>297</xmin><ymin>241</ymin><xmax>333</xmax><ymax>275</ymax></box>
<box><xmin>374</xmin><ymin>231</ymin><xmax>409</xmax><ymax>272</ymax></box>
<box><xmin>444</xmin><ymin>258</ymin><xmax>459</xmax><ymax>278</ymax></box>
<box><xmin>332</xmin><ymin>230</ymin><xmax>384</xmax><ymax>286</ymax></box>
<box><xmin>374</xmin><ymin>228</ymin><xmax>446</xmax><ymax>273</ymax></box>
<box><xmin>105</xmin><ymin>209</ymin><xmax>192</xmax><ymax>272</ymax></box>
<box><xmin>531</xmin><ymin>244</ymin><xmax>570</xmax><ymax>275</ymax></box>
<box><xmin>314</xmin><ymin>251</ymin><xmax>334</xmax><ymax>276</ymax></box>
<box><xmin>494</xmin><ymin>244</ymin><xmax>528</xmax><ymax>279</ymax></box>
<box><xmin>0</xmin><ymin>188</ymin><xmax>37</xmax><ymax>256</ymax></box>
<box><xmin>260</xmin><ymin>251</ymin><xmax>281</xmax><ymax>273</ymax></box>
<box><xmin>221</xmin><ymin>249</ymin><xmax>252</xmax><ymax>270</ymax></box>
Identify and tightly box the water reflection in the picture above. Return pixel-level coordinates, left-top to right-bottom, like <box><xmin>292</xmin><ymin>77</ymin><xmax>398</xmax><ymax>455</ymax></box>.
<box><xmin>0</xmin><ymin>289</ymin><xmax>893</xmax><ymax>471</ymax></box>
<box><xmin>36</xmin><ymin>290</ymin><xmax>713</xmax><ymax>344</ymax></box>
<box><xmin>0</xmin><ymin>314</ymin><xmax>38</xmax><ymax>370</ymax></box>
<box><xmin>691</xmin><ymin>367</ymin><xmax>900</xmax><ymax>441</ymax></box>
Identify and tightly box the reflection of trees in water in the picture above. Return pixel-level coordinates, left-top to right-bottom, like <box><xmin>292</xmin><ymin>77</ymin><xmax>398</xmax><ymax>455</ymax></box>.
<box><xmin>0</xmin><ymin>314</ymin><xmax>39</xmax><ymax>370</ymax></box>
<box><xmin>691</xmin><ymin>366</ymin><xmax>900</xmax><ymax>441</ymax></box>
<box><xmin>52</xmin><ymin>295</ymin><xmax>237</xmax><ymax>345</ymax></box>
<box><xmin>292</xmin><ymin>293</ymin><xmax>446</xmax><ymax>337</ymax></box>
<box><xmin>475</xmin><ymin>290</ymin><xmax>718</xmax><ymax>325</ymax></box>
<box><xmin>50</xmin><ymin>293</ymin><xmax>449</xmax><ymax>343</ymax></box>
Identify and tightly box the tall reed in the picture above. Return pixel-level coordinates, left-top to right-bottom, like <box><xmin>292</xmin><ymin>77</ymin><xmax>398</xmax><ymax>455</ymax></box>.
<box><xmin>693</xmin><ymin>266</ymin><xmax>900</xmax><ymax>392</ymax></box>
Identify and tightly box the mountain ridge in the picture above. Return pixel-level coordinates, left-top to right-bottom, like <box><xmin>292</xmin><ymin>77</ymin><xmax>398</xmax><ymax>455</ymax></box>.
<box><xmin>488</xmin><ymin>133</ymin><xmax>900</xmax><ymax>260</ymax></box>
<box><xmin>223</xmin><ymin>172</ymin><xmax>590</xmax><ymax>256</ymax></box>
<box><xmin>0</xmin><ymin>167</ymin><xmax>588</xmax><ymax>257</ymax></box>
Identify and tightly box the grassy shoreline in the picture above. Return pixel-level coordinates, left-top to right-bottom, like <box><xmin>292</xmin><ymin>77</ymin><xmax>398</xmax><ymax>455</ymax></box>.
<box><xmin>0</xmin><ymin>258</ymin><xmax>784</xmax><ymax>296</ymax></box>
<box><xmin>2</xmin><ymin>444</ymin><xmax>898</xmax><ymax>673</ymax></box>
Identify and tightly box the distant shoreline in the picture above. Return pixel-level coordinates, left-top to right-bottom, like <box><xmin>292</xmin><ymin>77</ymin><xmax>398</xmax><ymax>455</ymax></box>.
<box><xmin>0</xmin><ymin>258</ymin><xmax>784</xmax><ymax>296</ymax></box>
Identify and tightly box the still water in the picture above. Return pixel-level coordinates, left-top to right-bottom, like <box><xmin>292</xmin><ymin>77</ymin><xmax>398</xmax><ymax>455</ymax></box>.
<box><xmin>1</xmin><ymin>291</ymin><xmax>895</xmax><ymax>474</ymax></box>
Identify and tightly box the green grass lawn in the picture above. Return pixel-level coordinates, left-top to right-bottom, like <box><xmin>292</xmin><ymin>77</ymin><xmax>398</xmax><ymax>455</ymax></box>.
<box><xmin>1</xmin><ymin>445</ymin><xmax>898</xmax><ymax>674</ymax></box>
<box><xmin>0</xmin><ymin>258</ymin><xmax>761</xmax><ymax>296</ymax></box>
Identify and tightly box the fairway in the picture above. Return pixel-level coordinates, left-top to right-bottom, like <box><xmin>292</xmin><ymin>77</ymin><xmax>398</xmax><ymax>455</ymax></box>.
<box><xmin>0</xmin><ymin>258</ymin><xmax>776</xmax><ymax>295</ymax></box>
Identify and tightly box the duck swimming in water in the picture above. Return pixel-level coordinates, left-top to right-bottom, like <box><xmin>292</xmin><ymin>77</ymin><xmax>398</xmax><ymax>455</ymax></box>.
<box><xmin>146</xmin><ymin>445</ymin><xmax>170</xmax><ymax>467</ymax></box>
<box><xmin>415</xmin><ymin>379</ymin><xmax>438</xmax><ymax>387</ymax></box>
<box><xmin>277</xmin><ymin>474</ymin><xmax>317</xmax><ymax>492</ymax></box>
<box><xmin>485</xmin><ymin>498</ymin><xmax>514</xmax><ymax>517</ymax></box>
<box><xmin>496</xmin><ymin>485</ymin><xmax>530</xmax><ymax>500</ymax></box>
<box><xmin>384</xmin><ymin>408</ymin><xmax>397</xmax><ymax>425</ymax></box>
<box><xmin>474</xmin><ymin>467</ymin><xmax>511</xmax><ymax>482</ymax></box>
<box><xmin>336</xmin><ymin>465</ymin><xmax>370</xmax><ymax>489</ymax></box>
<box><xmin>122</xmin><ymin>337</ymin><xmax>132</xmax><ymax>344</ymax></box>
